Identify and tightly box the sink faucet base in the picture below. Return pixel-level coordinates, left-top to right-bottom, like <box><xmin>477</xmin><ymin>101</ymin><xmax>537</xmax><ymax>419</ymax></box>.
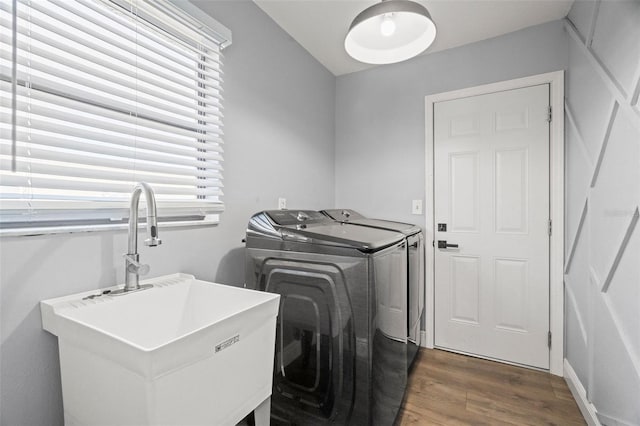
<box><xmin>111</xmin><ymin>284</ymin><xmax>154</xmax><ymax>296</ymax></box>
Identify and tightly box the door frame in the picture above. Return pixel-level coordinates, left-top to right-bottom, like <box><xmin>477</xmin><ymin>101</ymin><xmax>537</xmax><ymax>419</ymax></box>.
<box><xmin>423</xmin><ymin>71</ymin><xmax>565</xmax><ymax>376</ymax></box>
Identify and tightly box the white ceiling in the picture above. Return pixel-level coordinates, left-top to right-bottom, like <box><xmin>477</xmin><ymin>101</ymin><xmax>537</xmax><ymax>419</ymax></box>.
<box><xmin>253</xmin><ymin>0</ymin><xmax>574</xmax><ymax>76</ymax></box>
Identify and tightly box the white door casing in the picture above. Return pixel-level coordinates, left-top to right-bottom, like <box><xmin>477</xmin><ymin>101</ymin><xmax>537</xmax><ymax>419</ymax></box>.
<box><xmin>423</xmin><ymin>71</ymin><xmax>565</xmax><ymax>376</ymax></box>
<box><xmin>433</xmin><ymin>84</ymin><xmax>550</xmax><ymax>369</ymax></box>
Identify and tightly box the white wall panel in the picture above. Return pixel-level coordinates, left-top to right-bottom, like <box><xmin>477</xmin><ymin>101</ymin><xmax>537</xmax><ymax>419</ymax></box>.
<box><xmin>592</xmin><ymin>290</ymin><xmax>640</xmax><ymax>425</ymax></box>
<box><xmin>566</xmin><ymin>2</ymin><xmax>640</xmax><ymax>424</ymax></box>
<box><xmin>564</xmin><ymin>124</ymin><xmax>592</xmax><ymax>257</ymax></box>
<box><xmin>590</xmin><ymin>0</ymin><xmax>640</xmax><ymax>97</ymax></box>
<box><xmin>566</xmin><ymin>217</ymin><xmax>590</xmax><ymax>336</ymax></box>
<box><xmin>567</xmin><ymin>37</ymin><xmax>615</xmax><ymax>164</ymax></box>
<box><xmin>588</xmin><ymin>111</ymin><xmax>640</xmax><ymax>283</ymax></box>
<box><xmin>565</xmin><ymin>290</ymin><xmax>589</xmax><ymax>387</ymax></box>
<box><xmin>605</xmin><ymin>221</ymin><xmax>640</xmax><ymax>367</ymax></box>
<box><xmin>565</xmin><ymin>211</ymin><xmax>591</xmax><ymax>388</ymax></box>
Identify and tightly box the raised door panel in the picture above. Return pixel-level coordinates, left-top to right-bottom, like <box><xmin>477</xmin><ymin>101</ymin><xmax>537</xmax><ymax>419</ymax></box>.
<box><xmin>449</xmin><ymin>255</ymin><xmax>480</xmax><ymax>325</ymax></box>
<box><xmin>495</xmin><ymin>148</ymin><xmax>529</xmax><ymax>234</ymax></box>
<box><xmin>450</xmin><ymin>152</ymin><xmax>479</xmax><ymax>233</ymax></box>
<box><xmin>494</xmin><ymin>258</ymin><xmax>529</xmax><ymax>333</ymax></box>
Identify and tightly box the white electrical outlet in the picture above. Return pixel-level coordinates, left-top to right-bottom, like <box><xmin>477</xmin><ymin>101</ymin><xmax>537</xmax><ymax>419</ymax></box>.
<box><xmin>278</xmin><ymin>198</ymin><xmax>287</xmax><ymax>210</ymax></box>
<box><xmin>412</xmin><ymin>199</ymin><xmax>423</xmax><ymax>215</ymax></box>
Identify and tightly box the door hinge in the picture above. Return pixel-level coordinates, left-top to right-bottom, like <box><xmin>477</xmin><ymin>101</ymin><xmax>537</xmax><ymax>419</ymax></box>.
<box><xmin>548</xmin><ymin>219</ymin><xmax>552</xmax><ymax>236</ymax></box>
<box><xmin>547</xmin><ymin>106</ymin><xmax>552</xmax><ymax>122</ymax></box>
<box><xmin>548</xmin><ymin>331</ymin><xmax>552</xmax><ymax>348</ymax></box>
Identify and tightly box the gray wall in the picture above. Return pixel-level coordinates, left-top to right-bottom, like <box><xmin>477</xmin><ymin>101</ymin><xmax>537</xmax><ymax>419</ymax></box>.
<box><xmin>564</xmin><ymin>1</ymin><xmax>640</xmax><ymax>425</ymax></box>
<box><xmin>334</xmin><ymin>20</ymin><xmax>568</xmax><ymax>225</ymax></box>
<box><xmin>0</xmin><ymin>2</ymin><xmax>335</xmax><ymax>425</ymax></box>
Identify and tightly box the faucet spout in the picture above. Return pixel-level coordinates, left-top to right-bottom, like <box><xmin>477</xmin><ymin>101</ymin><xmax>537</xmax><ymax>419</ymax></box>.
<box><xmin>123</xmin><ymin>182</ymin><xmax>162</xmax><ymax>292</ymax></box>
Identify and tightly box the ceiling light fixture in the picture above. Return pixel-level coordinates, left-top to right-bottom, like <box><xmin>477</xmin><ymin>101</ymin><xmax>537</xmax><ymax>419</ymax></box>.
<box><xmin>345</xmin><ymin>0</ymin><xmax>437</xmax><ymax>65</ymax></box>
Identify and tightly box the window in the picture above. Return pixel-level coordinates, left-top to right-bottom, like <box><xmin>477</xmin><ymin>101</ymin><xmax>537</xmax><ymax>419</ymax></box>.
<box><xmin>0</xmin><ymin>0</ymin><xmax>231</xmax><ymax>232</ymax></box>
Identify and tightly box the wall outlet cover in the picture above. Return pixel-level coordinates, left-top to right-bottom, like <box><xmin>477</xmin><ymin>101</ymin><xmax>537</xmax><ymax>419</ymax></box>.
<box><xmin>412</xmin><ymin>199</ymin><xmax>423</xmax><ymax>215</ymax></box>
<box><xmin>278</xmin><ymin>198</ymin><xmax>287</xmax><ymax>210</ymax></box>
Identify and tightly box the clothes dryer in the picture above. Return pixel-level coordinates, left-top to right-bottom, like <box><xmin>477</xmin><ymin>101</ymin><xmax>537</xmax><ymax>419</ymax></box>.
<box><xmin>245</xmin><ymin>210</ymin><xmax>408</xmax><ymax>425</ymax></box>
<box><xmin>320</xmin><ymin>209</ymin><xmax>424</xmax><ymax>370</ymax></box>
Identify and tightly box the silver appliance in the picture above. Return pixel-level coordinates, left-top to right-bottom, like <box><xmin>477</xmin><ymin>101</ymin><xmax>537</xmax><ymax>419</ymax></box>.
<box><xmin>321</xmin><ymin>209</ymin><xmax>424</xmax><ymax>370</ymax></box>
<box><xmin>245</xmin><ymin>210</ymin><xmax>408</xmax><ymax>425</ymax></box>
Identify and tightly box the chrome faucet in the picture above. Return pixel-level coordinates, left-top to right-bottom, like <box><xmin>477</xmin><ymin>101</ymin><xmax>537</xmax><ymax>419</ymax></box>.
<box><xmin>118</xmin><ymin>182</ymin><xmax>162</xmax><ymax>294</ymax></box>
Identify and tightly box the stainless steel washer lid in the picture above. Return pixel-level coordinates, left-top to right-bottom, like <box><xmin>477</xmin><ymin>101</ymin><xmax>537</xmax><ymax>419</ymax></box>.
<box><xmin>321</xmin><ymin>209</ymin><xmax>366</xmax><ymax>221</ymax></box>
<box><xmin>247</xmin><ymin>210</ymin><xmax>406</xmax><ymax>252</ymax></box>
<box><xmin>321</xmin><ymin>209</ymin><xmax>421</xmax><ymax>236</ymax></box>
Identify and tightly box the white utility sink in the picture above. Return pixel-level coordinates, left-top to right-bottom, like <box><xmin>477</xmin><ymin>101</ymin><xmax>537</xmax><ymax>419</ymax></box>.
<box><xmin>41</xmin><ymin>273</ymin><xmax>280</xmax><ymax>426</ymax></box>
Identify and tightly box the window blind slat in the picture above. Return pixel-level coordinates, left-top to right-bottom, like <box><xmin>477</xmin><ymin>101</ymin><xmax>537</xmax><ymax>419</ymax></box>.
<box><xmin>2</xmin><ymin>88</ymin><xmax>223</xmax><ymax>147</ymax></box>
<box><xmin>101</xmin><ymin>0</ymin><xmax>226</xmax><ymax>58</ymax></box>
<box><xmin>0</xmin><ymin>157</ymin><xmax>222</xmax><ymax>188</ymax></box>
<box><xmin>3</xmin><ymin>1</ymin><xmax>225</xmax><ymax>106</ymax></box>
<box><xmin>0</xmin><ymin>173</ymin><xmax>223</xmax><ymax>197</ymax></box>
<box><xmin>0</xmin><ymin>85</ymin><xmax>224</xmax><ymax>145</ymax></box>
<box><xmin>0</xmin><ymin>134</ymin><xmax>223</xmax><ymax>170</ymax></box>
<box><xmin>5</xmin><ymin>56</ymin><xmax>224</xmax><ymax>131</ymax></box>
<box><xmin>0</xmin><ymin>119</ymin><xmax>223</xmax><ymax>162</ymax></box>
<box><xmin>0</xmin><ymin>7</ymin><xmax>224</xmax><ymax>92</ymax></box>
<box><xmin>0</xmin><ymin>199</ymin><xmax>224</xmax><ymax>216</ymax></box>
<box><xmin>0</xmin><ymin>35</ymin><xmax>223</xmax><ymax>117</ymax></box>
<box><xmin>0</xmin><ymin>140</ymin><xmax>222</xmax><ymax>178</ymax></box>
<box><xmin>0</xmin><ymin>116</ymin><xmax>223</xmax><ymax>159</ymax></box>
<box><xmin>35</xmin><ymin>0</ymin><xmax>222</xmax><ymax>76</ymax></box>
<box><xmin>70</xmin><ymin>0</ymin><xmax>223</xmax><ymax>67</ymax></box>
<box><xmin>0</xmin><ymin>10</ymin><xmax>223</xmax><ymax>87</ymax></box>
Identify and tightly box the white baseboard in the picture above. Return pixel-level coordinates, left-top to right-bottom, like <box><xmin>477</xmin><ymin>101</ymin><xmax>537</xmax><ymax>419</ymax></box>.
<box><xmin>420</xmin><ymin>331</ymin><xmax>431</xmax><ymax>348</ymax></box>
<box><xmin>564</xmin><ymin>359</ymin><xmax>600</xmax><ymax>426</ymax></box>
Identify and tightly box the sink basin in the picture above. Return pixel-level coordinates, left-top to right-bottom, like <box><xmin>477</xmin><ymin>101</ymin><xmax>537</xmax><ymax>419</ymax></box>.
<box><xmin>41</xmin><ymin>273</ymin><xmax>280</xmax><ymax>426</ymax></box>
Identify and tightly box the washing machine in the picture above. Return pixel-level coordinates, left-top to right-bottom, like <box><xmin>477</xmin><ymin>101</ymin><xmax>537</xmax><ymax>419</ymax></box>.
<box><xmin>245</xmin><ymin>210</ymin><xmax>408</xmax><ymax>425</ymax></box>
<box><xmin>320</xmin><ymin>209</ymin><xmax>424</xmax><ymax>370</ymax></box>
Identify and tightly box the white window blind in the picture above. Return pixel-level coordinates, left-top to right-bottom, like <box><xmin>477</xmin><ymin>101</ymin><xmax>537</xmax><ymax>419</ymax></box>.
<box><xmin>0</xmin><ymin>0</ymin><xmax>231</xmax><ymax>230</ymax></box>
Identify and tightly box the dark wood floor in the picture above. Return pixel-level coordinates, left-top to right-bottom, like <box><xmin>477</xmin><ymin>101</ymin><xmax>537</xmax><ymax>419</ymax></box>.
<box><xmin>397</xmin><ymin>349</ymin><xmax>585</xmax><ymax>426</ymax></box>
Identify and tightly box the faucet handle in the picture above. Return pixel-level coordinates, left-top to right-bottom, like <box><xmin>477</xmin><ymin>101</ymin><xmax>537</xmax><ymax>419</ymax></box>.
<box><xmin>123</xmin><ymin>254</ymin><xmax>150</xmax><ymax>276</ymax></box>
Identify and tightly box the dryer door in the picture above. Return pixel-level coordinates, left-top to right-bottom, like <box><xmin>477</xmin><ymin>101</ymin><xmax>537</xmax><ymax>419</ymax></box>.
<box><xmin>261</xmin><ymin>260</ymin><xmax>355</xmax><ymax>424</ymax></box>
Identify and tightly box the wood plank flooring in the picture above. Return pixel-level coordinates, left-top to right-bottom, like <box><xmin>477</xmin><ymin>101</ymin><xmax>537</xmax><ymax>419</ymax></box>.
<box><xmin>396</xmin><ymin>349</ymin><xmax>585</xmax><ymax>426</ymax></box>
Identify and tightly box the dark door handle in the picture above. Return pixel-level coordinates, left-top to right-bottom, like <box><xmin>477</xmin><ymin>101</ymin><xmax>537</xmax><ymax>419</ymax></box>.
<box><xmin>437</xmin><ymin>240</ymin><xmax>459</xmax><ymax>249</ymax></box>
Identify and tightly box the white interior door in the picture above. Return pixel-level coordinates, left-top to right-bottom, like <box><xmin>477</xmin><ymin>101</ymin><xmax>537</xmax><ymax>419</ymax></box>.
<box><xmin>433</xmin><ymin>84</ymin><xmax>550</xmax><ymax>369</ymax></box>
